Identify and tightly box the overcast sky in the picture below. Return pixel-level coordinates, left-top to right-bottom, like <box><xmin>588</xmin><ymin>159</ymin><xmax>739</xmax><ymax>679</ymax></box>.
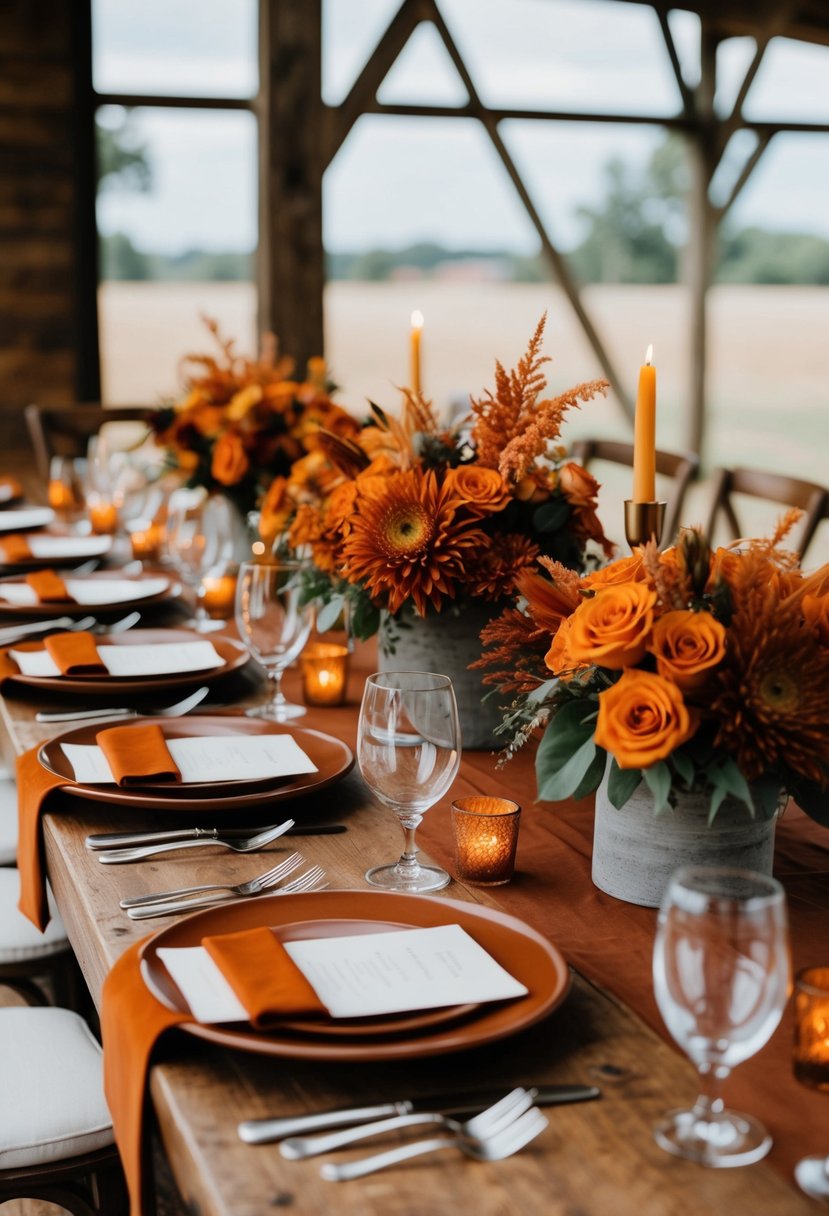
<box><xmin>93</xmin><ymin>0</ymin><xmax>829</xmax><ymax>255</ymax></box>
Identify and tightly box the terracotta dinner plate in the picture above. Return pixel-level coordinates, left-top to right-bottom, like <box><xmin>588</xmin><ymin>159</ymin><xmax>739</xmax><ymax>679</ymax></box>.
<box><xmin>2</xmin><ymin>629</ymin><xmax>249</xmax><ymax>696</ymax></box>
<box><xmin>37</xmin><ymin>716</ymin><xmax>354</xmax><ymax>810</ymax></box>
<box><xmin>139</xmin><ymin>890</ymin><xmax>570</xmax><ymax>1061</ymax></box>
<box><xmin>0</xmin><ymin>535</ymin><xmax>112</xmax><ymax>570</ymax></box>
<box><xmin>0</xmin><ymin>571</ymin><xmax>182</xmax><ymax>618</ymax></box>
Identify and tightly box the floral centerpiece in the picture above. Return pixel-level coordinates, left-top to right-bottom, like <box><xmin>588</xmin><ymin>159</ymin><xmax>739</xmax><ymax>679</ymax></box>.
<box><xmin>262</xmin><ymin>316</ymin><xmax>613</xmax><ymax>644</ymax></box>
<box><xmin>476</xmin><ymin>517</ymin><xmax>829</xmax><ymax>827</ymax></box>
<box><xmin>149</xmin><ymin>317</ymin><xmax>360</xmax><ymax>515</ymax></box>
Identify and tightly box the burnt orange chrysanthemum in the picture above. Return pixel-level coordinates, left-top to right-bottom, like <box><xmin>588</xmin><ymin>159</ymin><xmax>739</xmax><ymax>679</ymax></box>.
<box><xmin>342</xmin><ymin>468</ymin><xmax>487</xmax><ymax>617</ymax></box>
<box><xmin>711</xmin><ymin>550</ymin><xmax>829</xmax><ymax>785</ymax></box>
<box><xmin>462</xmin><ymin>534</ymin><xmax>539</xmax><ymax>601</ymax></box>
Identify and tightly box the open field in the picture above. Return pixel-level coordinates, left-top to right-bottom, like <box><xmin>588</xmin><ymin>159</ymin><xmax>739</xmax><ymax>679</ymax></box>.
<box><xmin>99</xmin><ymin>280</ymin><xmax>829</xmax><ymax>560</ymax></box>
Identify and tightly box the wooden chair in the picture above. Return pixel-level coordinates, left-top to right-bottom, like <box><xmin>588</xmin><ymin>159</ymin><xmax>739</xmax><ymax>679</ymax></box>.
<box><xmin>0</xmin><ymin>1006</ymin><xmax>126</xmax><ymax>1215</ymax></box>
<box><xmin>25</xmin><ymin>403</ymin><xmax>153</xmax><ymax>480</ymax></box>
<box><xmin>569</xmin><ymin>438</ymin><xmax>699</xmax><ymax>549</ymax></box>
<box><xmin>703</xmin><ymin>467</ymin><xmax>827</xmax><ymax>558</ymax></box>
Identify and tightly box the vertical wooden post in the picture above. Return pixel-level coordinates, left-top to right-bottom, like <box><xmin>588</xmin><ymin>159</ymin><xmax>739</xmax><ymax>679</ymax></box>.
<box><xmin>70</xmin><ymin>0</ymin><xmax>101</xmax><ymax>402</ymax></box>
<box><xmin>685</xmin><ymin>24</ymin><xmax>718</xmax><ymax>458</ymax></box>
<box><xmin>257</xmin><ymin>0</ymin><xmax>325</xmax><ymax>368</ymax></box>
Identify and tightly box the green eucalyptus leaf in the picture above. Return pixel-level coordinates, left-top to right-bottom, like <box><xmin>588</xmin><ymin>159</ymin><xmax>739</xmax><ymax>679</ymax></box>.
<box><xmin>712</xmin><ymin>757</ymin><xmax>754</xmax><ymax>816</ymax></box>
<box><xmin>315</xmin><ymin>596</ymin><xmax>344</xmax><ymax>634</ymax></box>
<box><xmin>537</xmin><ymin>732</ymin><xmax>597</xmax><ymax>803</ymax></box>
<box><xmin>607</xmin><ymin>759</ymin><xmax>643</xmax><ymax>809</ymax></box>
<box><xmin>572</xmin><ymin>747</ymin><xmax>607</xmax><ymax>801</ymax></box>
<box><xmin>672</xmin><ymin>750</ymin><xmax>695</xmax><ymax>790</ymax></box>
<box><xmin>748</xmin><ymin>775</ymin><xmax>784</xmax><ymax>821</ymax></box>
<box><xmin>527</xmin><ymin>678</ymin><xmax>558</xmax><ymax>706</ymax></box>
<box><xmin>642</xmin><ymin>761</ymin><xmax>672</xmax><ymax>815</ymax></box>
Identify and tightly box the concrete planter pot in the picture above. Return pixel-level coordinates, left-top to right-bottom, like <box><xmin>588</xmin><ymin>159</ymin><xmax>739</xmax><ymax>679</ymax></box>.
<box><xmin>378</xmin><ymin>605</ymin><xmax>504</xmax><ymax>751</ymax></box>
<box><xmin>592</xmin><ymin>769</ymin><xmax>779</xmax><ymax>908</ymax></box>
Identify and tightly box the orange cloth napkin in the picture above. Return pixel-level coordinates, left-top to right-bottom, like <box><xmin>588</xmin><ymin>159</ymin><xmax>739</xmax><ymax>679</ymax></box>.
<box><xmin>97</xmin><ymin>723</ymin><xmax>182</xmax><ymax>787</ymax></box>
<box><xmin>203</xmin><ymin>926</ymin><xmax>326</xmax><ymax>1027</ymax></box>
<box><xmin>102</xmin><ymin>931</ymin><xmax>327</xmax><ymax>1214</ymax></box>
<box><xmin>16</xmin><ymin>747</ymin><xmax>67</xmax><ymax>930</ymax></box>
<box><xmin>25</xmin><ymin>569</ymin><xmax>72</xmax><ymax>602</ymax></box>
<box><xmin>44</xmin><ymin>630</ymin><xmax>107</xmax><ymax>675</ymax></box>
<box><xmin>0</xmin><ymin>534</ymin><xmax>32</xmax><ymax>562</ymax></box>
<box><xmin>0</xmin><ymin>644</ymin><xmax>27</xmax><ymax>687</ymax></box>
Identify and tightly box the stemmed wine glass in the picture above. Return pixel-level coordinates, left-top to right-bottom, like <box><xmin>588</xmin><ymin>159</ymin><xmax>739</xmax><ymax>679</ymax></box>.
<box><xmin>165</xmin><ymin>492</ymin><xmax>235</xmax><ymax>631</ymax></box>
<box><xmin>652</xmin><ymin>865</ymin><xmax>791</xmax><ymax>1167</ymax></box>
<box><xmin>235</xmin><ymin>559</ymin><xmax>313</xmax><ymax>720</ymax></box>
<box><xmin>357</xmin><ymin>671</ymin><xmax>461</xmax><ymax>893</ymax></box>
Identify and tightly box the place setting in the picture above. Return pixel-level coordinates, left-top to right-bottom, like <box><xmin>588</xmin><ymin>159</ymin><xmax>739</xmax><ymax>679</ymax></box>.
<box><xmin>0</xmin><ymin>567</ymin><xmax>181</xmax><ymax>618</ymax></box>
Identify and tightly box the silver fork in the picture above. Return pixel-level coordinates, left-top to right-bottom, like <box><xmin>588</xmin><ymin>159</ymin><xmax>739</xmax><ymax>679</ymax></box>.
<box><xmin>104</xmin><ymin>820</ymin><xmax>295</xmax><ymax>867</ymax></box>
<box><xmin>125</xmin><ymin>854</ymin><xmax>305</xmax><ymax>920</ymax></box>
<box><xmin>275</xmin><ymin>866</ymin><xmax>327</xmax><ymax>896</ymax></box>
<box><xmin>320</xmin><ymin>1105</ymin><xmax>548</xmax><ymax>1181</ymax></box>
<box><xmin>35</xmin><ymin>684</ymin><xmax>209</xmax><ymax>723</ymax></box>
<box><xmin>281</xmin><ymin>1088</ymin><xmax>534</xmax><ymax>1160</ymax></box>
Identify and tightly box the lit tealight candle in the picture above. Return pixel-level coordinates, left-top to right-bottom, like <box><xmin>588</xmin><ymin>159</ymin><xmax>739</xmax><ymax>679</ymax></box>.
<box><xmin>410</xmin><ymin>310</ymin><xmax>424</xmax><ymax>396</ymax></box>
<box><xmin>127</xmin><ymin>519</ymin><xmax>163</xmax><ymax>561</ymax></box>
<box><xmin>300</xmin><ymin>642</ymin><xmax>349</xmax><ymax>706</ymax></box>
<box><xmin>451</xmin><ymin>795</ymin><xmax>521</xmax><ymax>886</ymax></box>
<box><xmin>88</xmin><ymin>498</ymin><xmax>119</xmax><ymax>535</ymax></box>
<box><xmin>794</xmin><ymin>966</ymin><xmax>829</xmax><ymax>1092</ymax></box>
<box><xmin>48</xmin><ymin>480</ymin><xmax>78</xmax><ymax>515</ymax></box>
<box><xmin>632</xmin><ymin>343</ymin><xmax>656</xmax><ymax>503</ymax></box>
<box><xmin>200</xmin><ymin>572</ymin><xmax>238</xmax><ymax>620</ymax></box>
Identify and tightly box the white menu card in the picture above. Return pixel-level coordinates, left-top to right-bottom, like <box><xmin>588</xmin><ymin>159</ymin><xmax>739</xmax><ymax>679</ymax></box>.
<box><xmin>61</xmin><ymin>734</ymin><xmax>318</xmax><ymax>785</ymax></box>
<box><xmin>158</xmin><ymin>925</ymin><xmax>528</xmax><ymax>1023</ymax></box>
<box><xmin>11</xmin><ymin>640</ymin><xmax>223</xmax><ymax>678</ymax></box>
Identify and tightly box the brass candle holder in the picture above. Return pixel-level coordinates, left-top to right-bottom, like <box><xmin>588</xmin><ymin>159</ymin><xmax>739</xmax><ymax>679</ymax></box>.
<box><xmin>624</xmin><ymin>500</ymin><xmax>666</xmax><ymax>550</ymax></box>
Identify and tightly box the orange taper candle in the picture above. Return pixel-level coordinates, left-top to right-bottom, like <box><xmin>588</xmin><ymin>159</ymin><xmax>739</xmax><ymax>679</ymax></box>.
<box><xmin>632</xmin><ymin>344</ymin><xmax>656</xmax><ymax>502</ymax></box>
<box><xmin>410</xmin><ymin>310</ymin><xmax>423</xmax><ymax>396</ymax></box>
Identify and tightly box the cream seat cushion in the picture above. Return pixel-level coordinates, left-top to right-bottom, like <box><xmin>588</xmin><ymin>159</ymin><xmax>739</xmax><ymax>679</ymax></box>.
<box><xmin>0</xmin><ymin>776</ymin><xmax>17</xmax><ymax>865</ymax></box>
<box><xmin>0</xmin><ymin>868</ymin><xmax>67</xmax><ymax>962</ymax></box>
<box><xmin>0</xmin><ymin>1006</ymin><xmax>114</xmax><ymax>1168</ymax></box>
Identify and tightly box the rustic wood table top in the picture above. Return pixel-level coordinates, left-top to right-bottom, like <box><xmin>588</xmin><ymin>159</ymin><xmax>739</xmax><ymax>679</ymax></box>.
<box><xmin>0</xmin><ymin>641</ymin><xmax>816</xmax><ymax>1216</ymax></box>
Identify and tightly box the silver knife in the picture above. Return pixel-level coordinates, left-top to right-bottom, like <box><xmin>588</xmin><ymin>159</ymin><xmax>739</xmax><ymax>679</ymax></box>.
<box><xmin>238</xmin><ymin>1085</ymin><xmax>600</xmax><ymax>1143</ymax></box>
<box><xmin>85</xmin><ymin>824</ymin><xmax>347</xmax><ymax>850</ymax></box>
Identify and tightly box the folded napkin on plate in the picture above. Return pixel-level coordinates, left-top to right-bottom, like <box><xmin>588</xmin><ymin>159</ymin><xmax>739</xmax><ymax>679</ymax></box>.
<box><xmin>24</xmin><ymin>569</ymin><xmax>73</xmax><ymax>602</ymax></box>
<box><xmin>0</xmin><ymin>534</ymin><xmax>32</xmax><ymax>562</ymax></box>
<box><xmin>102</xmin><ymin>930</ymin><xmax>326</xmax><ymax>1215</ymax></box>
<box><xmin>202</xmin><ymin>926</ymin><xmax>326</xmax><ymax>1027</ymax></box>
<box><xmin>97</xmin><ymin>723</ymin><xmax>182</xmax><ymax>787</ymax></box>
<box><xmin>44</xmin><ymin>631</ymin><xmax>107</xmax><ymax>675</ymax></box>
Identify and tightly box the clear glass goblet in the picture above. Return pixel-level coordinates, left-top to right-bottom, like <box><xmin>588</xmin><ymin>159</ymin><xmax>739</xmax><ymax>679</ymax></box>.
<box><xmin>165</xmin><ymin>492</ymin><xmax>235</xmax><ymax>631</ymax></box>
<box><xmin>652</xmin><ymin>865</ymin><xmax>790</xmax><ymax>1167</ymax></box>
<box><xmin>235</xmin><ymin>559</ymin><xmax>313</xmax><ymax>721</ymax></box>
<box><xmin>357</xmin><ymin>670</ymin><xmax>461</xmax><ymax>893</ymax></box>
<box><xmin>793</xmin><ymin>965</ymin><xmax>829</xmax><ymax>1202</ymax></box>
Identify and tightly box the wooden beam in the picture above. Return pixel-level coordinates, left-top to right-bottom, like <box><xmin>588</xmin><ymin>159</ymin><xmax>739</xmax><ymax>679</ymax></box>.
<box><xmin>714</xmin><ymin>131</ymin><xmax>774</xmax><ymax>222</ymax></box>
<box><xmin>92</xmin><ymin>92</ymin><xmax>254</xmax><ymax>111</ymax></box>
<box><xmin>347</xmin><ymin>101</ymin><xmax>693</xmax><ymax>129</ymax></box>
<box><xmin>257</xmin><ymin>0</ymin><xmax>324</xmax><ymax>368</ymax></box>
<box><xmin>654</xmin><ymin>6</ymin><xmax>695</xmax><ymax>119</ymax></box>
<box><xmin>70</xmin><ymin>0</ymin><xmax>100</xmax><ymax>401</ymax></box>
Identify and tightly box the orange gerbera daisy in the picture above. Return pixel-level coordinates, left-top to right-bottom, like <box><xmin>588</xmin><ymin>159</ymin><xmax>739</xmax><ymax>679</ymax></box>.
<box><xmin>342</xmin><ymin>468</ymin><xmax>486</xmax><ymax>617</ymax></box>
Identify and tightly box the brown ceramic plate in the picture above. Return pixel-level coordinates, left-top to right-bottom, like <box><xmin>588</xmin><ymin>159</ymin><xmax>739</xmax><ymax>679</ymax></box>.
<box><xmin>146</xmin><ymin>914</ymin><xmax>477</xmax><ymax>1041</ymax></box>
<box><xmin>0</xmin><ymin>535</ymin><xmax>113</xmax><ymax>570</ymax></box>
<box><xmin>2</xmin><ymin>629</ymin><xmax>249</xmax><ymax>695</ymax></box>
<box><xmin>37</xmin><ymin>716</ymin><xmax>354</xmax><ymax>809</ymax></box>
<box><xmin>0</xmin><ymin>571</ymin><xmax>182</xmax><ymax>618</ymax></box>
<box><xmin>139</xmin><ymin>890</ymin><xmax>570</xmax><ymax>1060</ymax></box>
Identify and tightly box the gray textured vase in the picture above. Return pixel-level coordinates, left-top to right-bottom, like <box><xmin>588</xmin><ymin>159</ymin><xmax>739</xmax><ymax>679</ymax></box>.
<box><xmin>378</xmin><ymin>605</ymin><xmax>504</xmax><ymax>750</ymax></box>
<box><xmin>592</xmin><ymin>769</ymin><xmax>778</xmax><ymax>908</ymax></box>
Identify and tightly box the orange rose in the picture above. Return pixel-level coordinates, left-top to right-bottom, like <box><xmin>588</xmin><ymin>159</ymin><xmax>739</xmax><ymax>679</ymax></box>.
<box><xmin>443</xmin><ymin>466</ymin><xmax>511</xmax><ymax>515</ymax></box>
<box><xmin>557</xmin><ymin>461</ymin><xmax>599</xmax><ymax>509</ymax></box>
<box><xmin>566</xmin><ymin>583</ymin><xmax>657</xmax><ymax>668</ymax></box>
<box><xmin>513</xmin><ymin>467</ymin><xmax>555</xmax><ymax>504</ymax></box>
<box><xmin>544</xmin><ymin>616</ymin><xmax>584</xmax><ymax>680</ymax></box>
<box><xmin>583</xmin><ymin>554</ymin><xmax>646</xmax><ymax>588</ymax></box>
<box><xmin>595</xmin><ymin>669</ymin><xmax>695</xmax><ymax>769</ymax></box>
<box><xmin>210</xmin><ymin>431</ymin><xmax>249</xmax><ymax>486</ymax></box>
<box><xmin>258</xmin><ymin>476</ymin><xmax>292</xmax><ymax>544</ymax></box>
<box><xmin>648</xmin><ymin>610</ymin><xmax>726</xmax><ymax>693</ymax></box>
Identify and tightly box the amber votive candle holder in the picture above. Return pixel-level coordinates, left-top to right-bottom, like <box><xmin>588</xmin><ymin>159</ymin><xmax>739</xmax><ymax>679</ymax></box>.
<box><xmin>127</xmin><ymin>519</ymin><xmax>163</xmax><ymax>561</ymax></box>
<box><xmin>451</xmin><ymin>795</ymin><xmax>521</xmax><ymax>886</ymax></box>
<box><xmin>200</xmin><ymin>571</ymin><xmax>238</xmax><ymax>620</ymax></box>
<box><xmin>794</xmin><ymin>966</ymin><xmax>829</xmax><ymax>1092</ymax></box>
<box><xmin>300</xmin><ymin>642</ymin><xmax>349</xmax><ymax>706</ymax></box>
<box><xmin>88</xmin><ymin>498</ymin><xmax>119</xmax><ymax>535</ymax></box>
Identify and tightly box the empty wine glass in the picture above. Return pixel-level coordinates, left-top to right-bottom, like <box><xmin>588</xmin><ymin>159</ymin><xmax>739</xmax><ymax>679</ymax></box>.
<box><xmin>235</xmin><ymin>559</ymin><xmax>313</xmax><ymax>720</ymax></box>
<box><xmin>358</xmin><ymin>671</ymin><xmax>461</xmax><ymax>893</ymax></box>
<box><xmin>166</xmin><ymin>491</ymin><xmax>235</xmax><ymax>631</ymax></box>
<box><xmin>652</xmin><ymin>865</ymin><xmax>790</xmax><ymax>1167</ymax></box>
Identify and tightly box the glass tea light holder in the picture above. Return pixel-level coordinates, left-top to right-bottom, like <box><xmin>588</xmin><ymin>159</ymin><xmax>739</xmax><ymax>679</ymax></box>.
<box><xmin>87</xmin><ymin>495</ymin><xmax>119</xmax><ymax>536</ymax></box>
<box><xmin>451</xmin><ymin>795</ymin><xmax>521</xmax><ymax>886</ymax></box>
<box><xmin>127</xmin><ymin>518</ymin><xmax>164</xmax><ymax>562</ymax></box>
<box><xmin>200</xmin><ymin>569</ymin><xmax>239</xmax><ymax>621</ymax></box>
<box><xmin>300</xmin><ymin>642</ymin><xmax>350</xmax><ymax>706</ymax></box>
<box><xmin>793</xmin><ymin>966</ymin><xmax>829</xmax><ymax>1201</ymax></box>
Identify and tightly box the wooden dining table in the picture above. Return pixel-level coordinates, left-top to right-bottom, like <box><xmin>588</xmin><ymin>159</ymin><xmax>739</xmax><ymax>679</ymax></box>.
<box><xmin>0</xmin><ymin>621</ymin><xmax>824</xmax><ymax>1216</ymax></box>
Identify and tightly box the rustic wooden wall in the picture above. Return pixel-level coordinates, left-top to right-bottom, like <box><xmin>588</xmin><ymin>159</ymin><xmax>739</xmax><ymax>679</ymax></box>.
<box><xmin>0</xmin><ymin>0</ymin><xmax>97</xmax><ymax>455</ymax></box>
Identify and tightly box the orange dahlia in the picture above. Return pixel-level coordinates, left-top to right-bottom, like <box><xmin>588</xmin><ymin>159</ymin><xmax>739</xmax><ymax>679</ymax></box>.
<box><xmin>341</xmin><ymin>468</ymin><xmax>486</xmax><ymax>617</ymax></box>
<box><xmin>463</xmin><ymin>533</ymin><xmax>539</xmax><ymax>600</ymax></box>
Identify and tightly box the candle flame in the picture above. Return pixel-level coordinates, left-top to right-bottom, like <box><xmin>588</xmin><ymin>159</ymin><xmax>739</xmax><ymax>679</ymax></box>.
<box><xmin>645</xmin><ymin>344</ymin><xmax>654</xmax><ymax>365</ymax></box>
<box><xmin>411</xmin><ymin>310</ymin><xmax>424</xmax><ymax>329</ymax></box>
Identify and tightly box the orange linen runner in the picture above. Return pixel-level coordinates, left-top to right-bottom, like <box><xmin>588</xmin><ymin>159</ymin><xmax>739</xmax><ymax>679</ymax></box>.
<box><xmin>97</xmin><ymin>724</ymin><xmax>182</xmax><ymax>787</ymax></box>
<box><xmin>0</xmin><ymin>534</ymin><xmax>32</xmax><ymax>562</ymax></box>
<box><xmin>103</xmin><ymin>930</ymin><xmax>326</xmax><ymax>1215</ymax></box>
<box><xmin>25</xmin><ymin>569</ymin><xmax>72</xmax><ymax>602</ymax></box>
<box><xmin>203</xmin><ymin>926</ymin><xmax>326</xmax><ymax>1026</ymax></box>
<box><xmin>44</xmin><ymin>631</ymin><xmax>107</xmax><ymax>675</ymax></box>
